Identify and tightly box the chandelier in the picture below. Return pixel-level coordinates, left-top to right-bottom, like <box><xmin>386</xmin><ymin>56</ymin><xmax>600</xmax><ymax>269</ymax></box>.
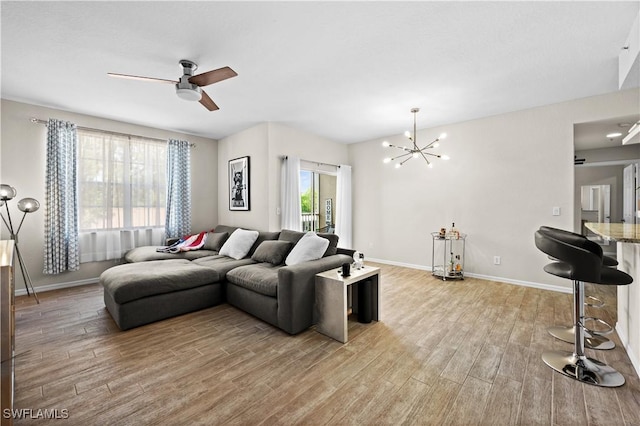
<box><xmin>382</xmin><ymin>108</ymin><xmax>449</xmax><ymax>168</ymax></box>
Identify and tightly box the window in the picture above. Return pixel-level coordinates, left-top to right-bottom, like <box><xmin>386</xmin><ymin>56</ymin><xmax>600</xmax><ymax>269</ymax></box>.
<box><xmin>77</xmin><ymin>130</ymin><xmax>167</xmax><ymax>231</ymax></box>
<box><xmin>300</xmin><ymin>169</ymin><xmax>337</xmax><ymax>233</ymax></box>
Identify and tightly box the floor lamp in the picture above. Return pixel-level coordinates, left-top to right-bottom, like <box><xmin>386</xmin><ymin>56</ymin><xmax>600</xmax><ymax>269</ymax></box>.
<box><xmin>0</xmin><ymin>184</ymin><xmax>40</xmax><ymax>303</ymax></box>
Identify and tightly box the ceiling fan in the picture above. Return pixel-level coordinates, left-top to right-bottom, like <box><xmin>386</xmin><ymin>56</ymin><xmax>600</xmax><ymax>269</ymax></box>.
<box><xmin>108</xmin><ymin>59</ymin><xmax>237</xmax><ymax>111</ymax></box>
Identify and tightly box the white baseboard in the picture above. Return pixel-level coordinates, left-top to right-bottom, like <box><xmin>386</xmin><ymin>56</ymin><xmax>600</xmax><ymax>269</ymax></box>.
<box><xmin>16</xmin><ymin>277</ymin><xmax>99</xmax><ymax>297</ymax></box>
<box><xmin>366</xmin><ymin>257</ymin><xmax>571</xmax><ymax>294</ymax></box>
<box><xmin>616</xmin><ymin>322</ymin><xmax>640</xmax><ymax>379</ymax></box>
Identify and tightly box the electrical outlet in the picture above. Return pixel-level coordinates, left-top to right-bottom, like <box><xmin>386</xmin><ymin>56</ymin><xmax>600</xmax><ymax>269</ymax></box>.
<box><xmin>493</xmin><ymin>256</ymin><xmax>501</xmax><ymax>265</ymax></box>
<box><xmin>552</xmin><ymin>207</ymin><xmax>561</xmax><ymax>216</ymax></box>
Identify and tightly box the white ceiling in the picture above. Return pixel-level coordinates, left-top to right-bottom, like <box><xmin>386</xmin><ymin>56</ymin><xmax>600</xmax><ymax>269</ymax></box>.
<box><xmin>2</xmin><ymin>1</ymin><xmax>638</xmax><ymax>144</ymax></box>
<box><xmin>574</xmin><ymin>114</ymin><xmax>640</xmax><ymax>151</ymax></box>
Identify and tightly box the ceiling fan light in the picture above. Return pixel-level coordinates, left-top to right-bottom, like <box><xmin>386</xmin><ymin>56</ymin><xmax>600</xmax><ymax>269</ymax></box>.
<box><xmin>176</xmin><ymin>87</ymin><xmax>202</xmax><ymax>102</ymax></box>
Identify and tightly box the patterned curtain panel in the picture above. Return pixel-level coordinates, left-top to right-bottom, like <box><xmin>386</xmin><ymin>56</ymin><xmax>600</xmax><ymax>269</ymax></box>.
<box><xmin>165</xmin><ymin>139</ymin><xmax>191</xmax><ymax>239</ymax></box>
<box><xmin>44</xmin><ymin>119</ymin><xmax>80</xmax><ymax>274</ymax></box>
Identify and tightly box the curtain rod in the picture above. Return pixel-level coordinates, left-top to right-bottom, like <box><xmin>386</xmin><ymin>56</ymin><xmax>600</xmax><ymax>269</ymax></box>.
<box><xmin>282</xmin><ymin>155</ymin><xmax>340</xmax><ymax>168</ymax></box>
<box><xmin>30</xmin><ymin>118</ymin><xmax>196</xmax><ymax>148</ymax></box>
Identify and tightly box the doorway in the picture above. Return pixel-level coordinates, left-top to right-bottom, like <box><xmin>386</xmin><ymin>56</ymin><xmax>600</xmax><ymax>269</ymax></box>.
<box><xmin>300</xmin><ymin>169</ymin><xmax>337</xmax><ymax>233</ymax></box>
<box><xmin>574</xmin><ymin>114</ymin><xmax>640</xmax><ymax>322</ymax></box>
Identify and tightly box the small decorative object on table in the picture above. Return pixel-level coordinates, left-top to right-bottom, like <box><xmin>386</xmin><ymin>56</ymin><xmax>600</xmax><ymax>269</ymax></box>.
<box><xmin>353</xmin><ymin>251</ymin><xmax>364</xmax><ymax>270</ymax></box>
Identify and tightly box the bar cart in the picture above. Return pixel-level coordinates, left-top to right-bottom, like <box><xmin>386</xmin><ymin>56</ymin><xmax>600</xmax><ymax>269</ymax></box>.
<box><xmin>431</xmin><ymin>231</ymin><xmax>466</xmax><ymax>280</ymax></box>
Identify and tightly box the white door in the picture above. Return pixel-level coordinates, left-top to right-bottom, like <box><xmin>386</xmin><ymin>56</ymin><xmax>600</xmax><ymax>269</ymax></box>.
<box><xmin>623</xmin><ymin>164</ymin><xmax>637</xmax><ymax>224</ymax></box>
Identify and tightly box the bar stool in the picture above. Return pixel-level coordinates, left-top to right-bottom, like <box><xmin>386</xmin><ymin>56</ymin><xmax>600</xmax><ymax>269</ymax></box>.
<box><xmin>534</xmin><ymin>229</ymin><xmax>633</xmax><ymax>387</ymax></box>
<box><xmin>539</xmin><ymin>226</ymin><xmax>616</xmax><ymax>350</ymax></box>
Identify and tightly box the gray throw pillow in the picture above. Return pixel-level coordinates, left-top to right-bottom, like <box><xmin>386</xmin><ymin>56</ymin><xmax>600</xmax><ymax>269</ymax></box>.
<box><xmin>203</xmin><ymin>232</ymin><xmax>229</xmax><ymax>251</ymax></box>
<box><xmin>251</xmin><ymin>241</ymin><xmax>293</xmax><ymax>265</ymax></box>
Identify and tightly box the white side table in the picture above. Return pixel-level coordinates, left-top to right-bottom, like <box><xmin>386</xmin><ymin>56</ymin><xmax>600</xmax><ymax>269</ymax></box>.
<box><xmin>315</xmin><ymin>265</ymin><xmax>381</xmax><ymax>343</ymax></box>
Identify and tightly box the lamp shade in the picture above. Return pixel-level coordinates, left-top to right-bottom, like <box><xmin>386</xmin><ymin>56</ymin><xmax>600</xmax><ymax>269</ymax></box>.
<box><xmin>0</xmin><ymin>184</ymin><xmax>16</xmax><ymax>201</ymax></box>
<box><xmin>17</xmin><ymin>198</ymin><xmax>40</xmax><ymax>213</ymax></box>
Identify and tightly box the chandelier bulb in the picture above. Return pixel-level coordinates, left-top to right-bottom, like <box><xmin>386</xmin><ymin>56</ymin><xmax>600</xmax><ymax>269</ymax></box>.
<box><xmin>382</xmin><ymin>141</ymin><xmax>390</xmax><ymax>147</ymax></box>
<box><xmin>404</xmin><ymin>130</ymin><xmax>411</xmax><ymax>138</ymax></box>
<box><xmin>428</xmin><ymin>163</ymin><xmax>434</xmax><ymax>168</ymax></box>
<box><xmin>442</xmin><ymin>154</ymin><xmax>450</xmax><ymax>160</ymax></box>
<box><xmin>432</xmin><ymin>142</ymin><xmax>440</xmax><ymax>148</ymax></box>
<box><xmin>383</xmin><ymin>157</ymin><xmax>391</xmax><ymax>164</ymax></box>
<box><xmin>439</xmin><ymin>133</ymin><xmax>447</xmax><ymax>139</ymax></box>
<box><xmin>395</xmin><ymin>163</ymin><xmax>401</xmax><ymax>169</ymax></box>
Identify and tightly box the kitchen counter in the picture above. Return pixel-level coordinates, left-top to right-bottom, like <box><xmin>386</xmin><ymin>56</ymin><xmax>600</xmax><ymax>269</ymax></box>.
<box><xmin>585</xmin><ymin>222</ymin><xmax>640</xmax><ymax>243</ymax></box>
<box><xmin>585</xmin><ymin>222</ymin><xmax>640</xmax><ymax>379</ymax></box>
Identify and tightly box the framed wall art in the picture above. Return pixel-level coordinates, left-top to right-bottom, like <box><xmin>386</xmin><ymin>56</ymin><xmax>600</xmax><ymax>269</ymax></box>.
<box><xmin>229</xmin><ymin>156</ymin><xmax>250</xmax><ymax>211</ymax></box>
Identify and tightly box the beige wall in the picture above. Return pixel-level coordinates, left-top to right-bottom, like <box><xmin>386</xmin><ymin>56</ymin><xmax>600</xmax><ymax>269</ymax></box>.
<box><xmin>0</xmin><ymin>99</ymin><xmax>218</xmax><ymax>292</ymax></box>
<box><xmin>217</xmin><ymin>123</ymin><xmax>270</xmax><ymax>230</ymax></box>
<box><xmin>217</xmin><ymin>122</ymin><xmax>348</xmax><ymax>232</ymax></box>
<box><xmin>349</xmin><ymin>89</ymin><xmax>640</xmax><ymax>290</ymax></box>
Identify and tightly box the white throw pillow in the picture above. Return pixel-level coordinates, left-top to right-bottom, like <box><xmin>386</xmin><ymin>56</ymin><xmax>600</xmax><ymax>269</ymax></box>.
<box><xmin>219</xmin><ymin>229</ymin><xmax>259</xmax><ymax>260</ymax></box>
<box><xmin>285</xmin><ymin>231</ymin><xmax>330</xmax><ymax>266</ymax></box>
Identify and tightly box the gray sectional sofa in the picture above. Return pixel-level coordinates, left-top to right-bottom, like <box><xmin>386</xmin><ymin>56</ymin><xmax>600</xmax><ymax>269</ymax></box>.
<box><xmin>100</xmin><ymin>225</ymin><xmax>353</xmax><ymax>334</ymax></box>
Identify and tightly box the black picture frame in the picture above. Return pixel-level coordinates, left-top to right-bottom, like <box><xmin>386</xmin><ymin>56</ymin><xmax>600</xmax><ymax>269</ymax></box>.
<box><xmin>229</xmin><ymin>156</ymin><xmax>250</xmax><ymax>211</ymax></box>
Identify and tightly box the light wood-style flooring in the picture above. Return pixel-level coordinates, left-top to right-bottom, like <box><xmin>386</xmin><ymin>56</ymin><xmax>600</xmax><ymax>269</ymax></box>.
<box><xmin>12</xmin><ymin>264</ymin><xmax>640</xmax><ymax>425</ymax></box>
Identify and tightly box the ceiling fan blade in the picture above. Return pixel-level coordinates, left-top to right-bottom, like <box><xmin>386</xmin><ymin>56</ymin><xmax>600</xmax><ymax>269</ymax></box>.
<box><xmin>199</xmin><ymin>90</ymin><xmax>219</xmax><ymax>111</ymax></box>
<box><xmin>189</xmin><ymin>66</ymin><xmax>237</xmax><ymax>87</ymax></box>
<box><xmin>107</xmin><ymin>73</ymin><xmax>177</xmax><ymax>84</ymax></box>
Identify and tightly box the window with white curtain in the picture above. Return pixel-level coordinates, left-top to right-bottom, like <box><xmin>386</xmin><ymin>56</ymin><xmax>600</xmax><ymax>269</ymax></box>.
<box><xmin>299</xmin><ymin>161</ymin><xmax>337</xmax><ymax>233</ymax></box>
<box><xmin>77</xmin><ymin>129</ymin><xmax>167</xmax><ymax>262</ymax></box>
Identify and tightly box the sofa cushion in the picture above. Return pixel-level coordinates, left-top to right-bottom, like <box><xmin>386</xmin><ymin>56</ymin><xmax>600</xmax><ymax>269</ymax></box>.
<box><xmin>203</xmin><ymin>232</ymin><xmax>229</xmax><ymax>251</ymax></box>
<box><xmin>285</xmin><ymin>231</ymin><xmax>330</xmax><ymax>266</ymax></box>
<box><xmin>124</xmin><ymin>246</ymin><xmax>219</xmax><ymax>263</ymax></box>
<box><xmin>192</xmin><ymin>255</ymin><xmax>257</xmax><ymax>277</ymax></box>
<box><xmin>317</xmin><ymin>232</ymin><xmax>339</xmax><ymax>256</ymax></box>
<box><xmin>100</xmin><ymin>259</ymin><xmax>219</xmax><ymax>304</ymax></box>
<box><xmin>278</xmin><ymin>229</ymin><xmax>306</xmax><ymax>244</ymax></box>
<box><xmin>213</xmin><ymin>225</ymin><xmax>239</xmax><ymax>235</ymax></box>
<box><xmin>226</xmin><ymin>264</ymin><xmax>281</xmax><ymax>297</ymax></box>
<box><xmin>251</xmin><ymin>241</ymin><xmax>292</xmax><ymax>265</ymax></box>
<box><xmin>219</xmin><ymin>229</ymin><xmax>260</xmax><ymax>260</ymax></box>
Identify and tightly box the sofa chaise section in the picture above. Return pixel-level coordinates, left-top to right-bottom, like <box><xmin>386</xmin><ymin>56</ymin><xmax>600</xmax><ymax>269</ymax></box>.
<box><xmin>101</xmin><ymin>259</ymin><xmax>225</xmax><ymax>330</ymax></box>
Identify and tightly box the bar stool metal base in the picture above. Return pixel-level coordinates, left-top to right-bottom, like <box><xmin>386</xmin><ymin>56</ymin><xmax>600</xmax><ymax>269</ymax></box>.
<box><xmin>585</xmin><ymin>295</ymin><xmax>605</xmax><ymax>308</ymax></box>
<box><xmin>584</xmin><ymin>317</ymin><xmax>614</xmax><ymax>335</ymax></box>
<box><xmin>548</xmin><ymin>325</ymin><xmax>614</xmax><ymax>350</ymax></box>
<box><xmin>542</xmin><ymin>350</ymin><xmax>625</xmax><ymax>387</ymax></box>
